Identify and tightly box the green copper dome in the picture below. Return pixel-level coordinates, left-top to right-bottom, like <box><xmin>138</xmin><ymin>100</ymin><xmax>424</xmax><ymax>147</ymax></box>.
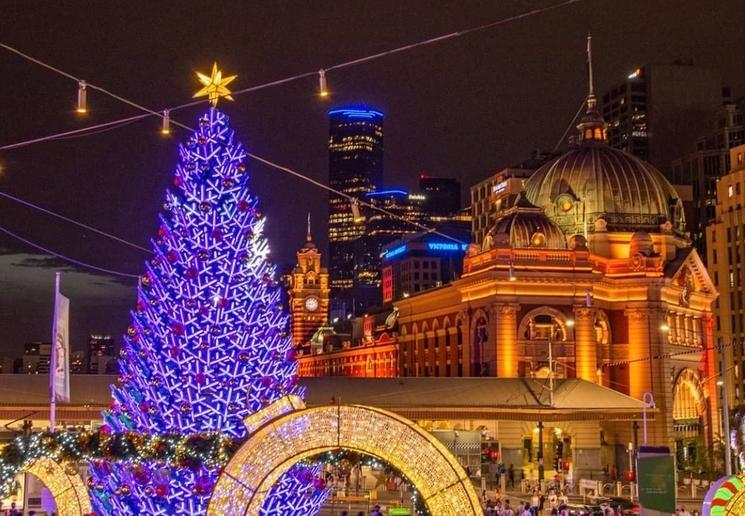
<box><xmin>524</xmin><ymin>143</ymin><xmax>685</xmax><ymax>236</ymax></box>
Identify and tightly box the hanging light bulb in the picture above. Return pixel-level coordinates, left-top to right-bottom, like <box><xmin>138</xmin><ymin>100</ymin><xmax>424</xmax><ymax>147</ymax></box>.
<box><xmin>76</xmin><ymin>80</ymin><xmax>88</xmax><ymax>114</ymax></box>
<box><xmin>161</xmin><ymin>110</ymin><xmax>171</xmax><ymax>135</ymax></box>
<box><xmin>351</xmin><ymin>199</ymin><xmax>364</xmax><ymax>225</ymax></box>
<box><xmin>318</xmin><ymin>69</ymin><xmax>329</xmax><ymax>98</ymax></box>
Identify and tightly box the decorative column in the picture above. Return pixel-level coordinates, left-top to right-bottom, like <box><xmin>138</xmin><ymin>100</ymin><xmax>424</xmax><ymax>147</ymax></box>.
<box><xmin>626</xmin><ymin>308</ymin><xmax>652</xmax><ymax>401</ymax></box>
<box><xmin>497</xmin><ymin>304</ymin><xmax>520</xmax><ymax>378</ymax></box>
<box><xmin>702</xmin><ymin>314</ymin><xmax>720</xmax><ymax>451</ymax></box>
<box><xmin>574</xmin><ymin>306</ymin><xmax>598</xmax><ymax>382</ymax></box>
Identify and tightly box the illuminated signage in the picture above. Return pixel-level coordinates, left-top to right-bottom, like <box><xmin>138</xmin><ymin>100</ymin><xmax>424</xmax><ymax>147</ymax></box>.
<box><xmin>384</xmin><ymin>245</ymin><xmax>407</xmax><ymax>260</ymax></box>
<box><xmin>427</xmin><ymin>242</ymin><xmax>469</xmax><ymax>252</ymax></box>
<box><xmin>493</xmin><ymin>181</ymin><xmax>508</xmax><ymax>194</ymax></box>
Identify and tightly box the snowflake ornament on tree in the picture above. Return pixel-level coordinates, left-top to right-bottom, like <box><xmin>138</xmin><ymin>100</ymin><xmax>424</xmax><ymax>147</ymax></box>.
<box><xmin>89</xmin><ymin>106</ymin><xmax>327</xmax><ymax>515</ymax></box>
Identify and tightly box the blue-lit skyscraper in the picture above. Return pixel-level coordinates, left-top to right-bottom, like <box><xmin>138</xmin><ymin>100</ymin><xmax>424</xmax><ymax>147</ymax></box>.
<box><xmin>328</xmin><ymin>106</ymin><xmax>384</xmax><ymax>313</ymax></box>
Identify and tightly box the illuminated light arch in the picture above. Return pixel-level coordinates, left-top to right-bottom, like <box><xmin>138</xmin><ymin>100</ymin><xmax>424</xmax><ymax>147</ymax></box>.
<box><xmin>208</xmin><ymin>398</ymin><xmax>481</xmax><ymax>516</ymax></box>
<box><xmin>23</xmin><ymin>458</ymin><xmax>92</xmax><ymax>516</ymax></box>
<box><xmin>703</xmin><ymin>474</ymin><xmax>745</xmax><ymax>515</ymax></box>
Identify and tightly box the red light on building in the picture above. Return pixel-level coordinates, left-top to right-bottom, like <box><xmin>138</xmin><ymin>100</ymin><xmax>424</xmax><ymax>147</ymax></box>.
<box><xmin>382</xmin><ymin>266</ymin><xmax>393</xmax><ymax>302</ymax></box>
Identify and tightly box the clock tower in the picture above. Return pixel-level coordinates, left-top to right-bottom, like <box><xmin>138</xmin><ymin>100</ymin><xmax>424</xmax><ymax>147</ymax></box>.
<box><xmin>288</xmin><ymin>215</ymin><xmax>330</xmax><ymax>346</ymax></box>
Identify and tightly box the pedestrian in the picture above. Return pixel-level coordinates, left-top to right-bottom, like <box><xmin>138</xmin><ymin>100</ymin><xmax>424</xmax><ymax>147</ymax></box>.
<box><xmin>503</xmin><ymin>500</ymin><xmax>514</xmax><ymax>516</ymax></box>
<box><xmin>680</xmin><ymin>506</ymin><xmax>691</xmax><ymax>516</ymax></box>
<box><xmin>530</xmin><ymin>490</ymin><xmax>540</xmax><ymax>515</ymax></box>
<box><xmin>539</xmin><ymin>490</ymin><xmax>546</xmax><ymax>513</ymax></box>
<box><xmin>369</xmin><ymin>504</ymin><xmax>382</xmax><ymax>516</ymax></box>
<box><xmin>508</xmin><ymin>464</ymin><xmax>515</xmax><ymax>488</ymax></box>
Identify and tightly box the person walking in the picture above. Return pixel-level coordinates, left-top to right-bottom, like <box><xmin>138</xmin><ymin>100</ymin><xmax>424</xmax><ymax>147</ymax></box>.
<box><xmin>530</xmin><ymin>490</ymin><xmax>540</xmax><ymax>515</ymax></box>
<box><xmin>508</xmin><ymin>464</ymin><xmax>515</xmax><ymax>488</ymax></box>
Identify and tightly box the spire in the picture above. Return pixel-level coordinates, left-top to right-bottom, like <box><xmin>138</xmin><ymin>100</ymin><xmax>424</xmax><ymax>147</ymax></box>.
<box><xmin>302</xmin><ymin>212</ymin><xmax>317</xmax><ymax>250</ymax></box>
<box><xmin>576</xmin><ymin>32</ymin><xmax>607</xmax><ymax>144</ymax></box>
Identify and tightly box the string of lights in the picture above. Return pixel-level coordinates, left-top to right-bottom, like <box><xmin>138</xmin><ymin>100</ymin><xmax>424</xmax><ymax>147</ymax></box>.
<box><xmin>0</xmin><ymin>0</ymin><xmax>584</xmax><ymax>245</ymax></box>
<box><xmin>0</xmin><ymin>225</ymin><xmax>139</xmax><ymax>278</ymax></box>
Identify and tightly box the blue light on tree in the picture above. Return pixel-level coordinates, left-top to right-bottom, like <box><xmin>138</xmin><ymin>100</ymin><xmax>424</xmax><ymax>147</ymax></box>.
<box><xmin>89</xmin><ymin>108</ymin><xmax>328</xmax><ymax>515</ymax></box>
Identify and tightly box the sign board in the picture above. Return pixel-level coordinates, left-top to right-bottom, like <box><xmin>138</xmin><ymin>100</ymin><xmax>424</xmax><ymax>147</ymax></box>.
<box><xmin>637</xmin><ymin>454</ymin><xmax>676</xmax><ymax>513</ymax></box>
<box><xmin>389</xmin><ymin>509</ymin><xmax>412</xmax><ymax>516</ymax></box>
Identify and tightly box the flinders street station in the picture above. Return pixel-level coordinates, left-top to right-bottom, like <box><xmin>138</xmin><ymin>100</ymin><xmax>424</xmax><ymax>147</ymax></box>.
<box><xmin>295</xmin><ymin>82</ymin><xmax>720</xmax><ymax>482</ymax></box>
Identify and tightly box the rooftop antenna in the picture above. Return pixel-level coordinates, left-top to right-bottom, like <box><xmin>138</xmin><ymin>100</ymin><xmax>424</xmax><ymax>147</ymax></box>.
<box><xmin>306</xmin><ymin>212</ymin><xmax>312</xmax><ymax>241</ymax></box>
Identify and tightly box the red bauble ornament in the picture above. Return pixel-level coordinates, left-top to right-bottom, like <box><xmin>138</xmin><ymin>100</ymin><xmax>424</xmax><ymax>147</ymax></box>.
<box><xmin>260</xmin><ymin>376</ymin><xmax>272</xmax><ymax>387</ymax></box>
<box><xmin>155</xmin><ymin>484</ymin><xmax>169</xmax><ymax>497</ymax></box>
<box><xmin>173</xmin><ymin>176</ymin><xmax>183</xmax><ymax>187</ymax></box>
<box><xmin>100</xmin><ymin>424</ymin><xmax>112</xmax><ymax>435</ymax></box>
<box><xmin>195</xmin><ymin>372</ymin><xmax>205</xmax><ymax>384</ymax></box>
<box><xmin>171</xmin><ymin>323</ymin><xmax>185</xmax><ymax>336</ymax></box>
<box><xmin>212</xmin><ymin>229</ymin><xmax>224</xmax><ymax>240</ymax></box>
<box><xmin>169</xmin><ymin>347</ymin><xmax>180</xmax><ymax>357</ymax></box>
<box><xmin>238</xmin><ymin>200</ymin><xmax>249</xmax><ymax>211</ymax></box>
<box><xmin>186</xmin><ymin>267</ymin><xmax>198</xmax><ymax>279</ymax></box>
<box><xmin>166</xmin><ymin>250</ymin><xmax>178</xmax><ymax>263</ymax></box>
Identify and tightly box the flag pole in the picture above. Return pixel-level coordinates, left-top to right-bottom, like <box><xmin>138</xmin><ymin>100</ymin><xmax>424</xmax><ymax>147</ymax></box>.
<box><xmin>50</xmin><ymin>271</ymin><xmax>60</xmax><ymax>434</ymax></box>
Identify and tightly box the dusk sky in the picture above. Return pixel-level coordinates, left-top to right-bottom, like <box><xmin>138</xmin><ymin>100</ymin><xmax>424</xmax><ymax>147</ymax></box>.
<box><xmin>1</xmin><ymin>0</ymin><xmax>744</xmax><ymax>355</ymax></box>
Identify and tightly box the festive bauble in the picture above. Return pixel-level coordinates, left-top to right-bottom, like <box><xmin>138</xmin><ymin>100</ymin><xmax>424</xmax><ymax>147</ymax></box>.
<box><xmin>121</xmin><ymin>484</ymin><xmax>131</xmax><ymax>495</ymax></box>
<box><xmin>194</xmin><ymin>475</ymin><xmax>214</xmax><ymax>495</ymax></box>
<box><xmin>186</xmin><ymin>266</ymin><xmax>198</xmax><ymax>279</ymax></box>
<box><xmin>199</xmin><ymin>340</ymin><xmax>209</xmax><ymax>350</ymax></box>
<box><xmin>237</xmin><ymin>163</ymin><xmax>247</xmax><ymax>173</ymax></box>
<box><xmin>171</xmin><ymin>323</ymin><xmax>185</xmax><ymax>336</ymax></box>
<box><xmin>169</xmin><ymin>346</ymin><xmax>180</xmax><ymax>357</ymax></box>
<box><xmin>173</xmin><ymin>176</ymin><xmax>183</xmax><ymax>187</ymax></box>
<box><xmin>212</xmin><ymin>229</ymin><xmax>224</xmax><ymax>240</ymax></box>
<box><xmin>199</xmin><ymin>201</ymin><xmax>211</xmax><ymax>212</ymax></box>
<box><xmin>180</xmin><ymin>402</ymin><xmax>191</xmax><ymax>413</ymax></box>
<box><xmin>155</xmin><ymin>484</ymin><xmax>169</xmax><ymax>497</ymax></box>
<box><xmin>197</xmin><ymin>249</ymin><xmax>209</xmax><ymax>260</ymax></box>
<box><xmin>285</xmin><ymin>349</ymin><xmax>296</xmax><ymax>362</ymax></box>
<box><xmin>166</xmin><ymin>250</ymin><xmax>178</xmax><ymax>263</ymax></box>
<box><xmin>237</xmin><ymin>200</ymin><xmax>249</xmax><ymax>211</ymax></box>
<box><xmin>222</xmin><ymin>178</ymin><xmax>234</xmax><ymax>188</ymax></box>
<box><xmin>260</xmin><ymin>376</ymin><xmax>272</xmax><ymax>387</ymax></box>
<box><xmin>195</xmin><ymin>372</ymin><xmax>205</xmax><ymax>384</ymax></box>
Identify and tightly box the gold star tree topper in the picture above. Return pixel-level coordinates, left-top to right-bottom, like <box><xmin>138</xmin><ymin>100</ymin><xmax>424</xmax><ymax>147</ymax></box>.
<box><xmin>193</xmin><ymin>63</ymin><xmax>237</xmax><ymax>107</ymax></box>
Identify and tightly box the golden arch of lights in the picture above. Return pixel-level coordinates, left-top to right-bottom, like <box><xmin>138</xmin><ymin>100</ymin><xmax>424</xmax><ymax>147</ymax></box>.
<box><xmin>23</xmin><ymin>457</ymin><xmax>92</xmax><ymax>516</ymax></box>
<box><xmin>208</xmin><ymin>395</ymin><xmax>482</xmax><ymax>516</ymax></box>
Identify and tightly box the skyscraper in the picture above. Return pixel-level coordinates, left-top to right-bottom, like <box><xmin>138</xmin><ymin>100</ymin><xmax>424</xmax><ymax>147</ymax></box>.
<box><xmin>672</xmin><ymin>99</ymin><xmax>745</xmax><ymax>257</ymax></box>
<box><xmin>418</xmin><ymin>175</ymin><xmax>461</xmax><ymax>219</ymax></box>
<box><xmin>328</xmin><ymin>106</ymin><xmax>384</xmax><ymax>312</ymax></box>
<box><xmin>601</xmin><ymin>60</ymin><xmax>727</xmax><ymax>174</ymax></box>
<box><xmin>88</xmin><ymin>334</ymin><xmax>115</xmax><ymax>374</ymax></box>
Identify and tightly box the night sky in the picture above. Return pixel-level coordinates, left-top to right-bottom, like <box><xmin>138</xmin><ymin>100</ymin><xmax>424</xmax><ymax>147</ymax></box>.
<box><xmin>1</xmin><ymin>0</ymin><xmax>744</xmax><ymax>356</ymax></box>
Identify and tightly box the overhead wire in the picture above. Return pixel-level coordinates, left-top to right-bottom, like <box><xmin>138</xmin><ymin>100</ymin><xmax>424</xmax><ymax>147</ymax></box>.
<box><xmin>0</xmin><ymin>0</ymin><xmax>584</xmax><ymax>245</ymax></box>
<box><xmin>0</xmin><ymin>225</ymin><xmax>139</xmax><ymax>278</ymax></box>
<box><xmin>0</xmin><ymin>190</ymin><xmax>151</xmax><ymax>253</ymax></box>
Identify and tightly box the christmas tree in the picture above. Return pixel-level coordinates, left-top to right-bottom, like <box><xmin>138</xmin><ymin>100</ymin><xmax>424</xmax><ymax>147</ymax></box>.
<box><xmin>89</xmin><ymin>107</ymin><xmax>327</xmax><ymax>515</ymax></box>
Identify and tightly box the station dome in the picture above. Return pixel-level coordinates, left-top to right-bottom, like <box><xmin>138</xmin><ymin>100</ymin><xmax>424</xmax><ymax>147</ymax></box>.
<box><xmin>484</xmin><ymin>193</ymin><xmax>567</xmax><ymax>250</ymax></box>
<box><xmin>524</xmin><ymin>54</ymin><xmax>685</xmax><ymax>237</ymax></box>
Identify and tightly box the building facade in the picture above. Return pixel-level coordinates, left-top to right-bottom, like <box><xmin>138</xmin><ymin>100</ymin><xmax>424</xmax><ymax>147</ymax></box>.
<box><xmin>601</xmin><ymin>60</ymin><xmax>727</xmax><ymax>174</ymax></box>
<box><xmin>302</xmin><ymin>85</ymin><xmax>721</xmax><ymax>471</ymax></box>
<box><xmin>419</xmin><ymin>175</ymin><xmax>461</xmax><ymax>219</ymax></box>
<box><xmin>471</xmin><ymin>167</ymin><xmax>537</xmax><ymax>246</ymax></box>
<box><xmin>673</xmin><ymin>100</ymin><xmax>745</xmax><ymax>257</ymax></box>
<box><xmin>328</xmin><ymin>106</ymin><xmax>384</xmax><ymax>306</ymax></box>
<box><xmin>287</xmin><ymin>218</ymin><xmax>330</xmax><ymax>346</ymax></box>
<box><xmin>88</xmin><ymin>334</ymin><xmax>115</xmax><ymax>374</ymax></box>
<box><xmin>706</xmin><ymin>143</ymin><xmax>745</xmax><ymax>411</ymax></box>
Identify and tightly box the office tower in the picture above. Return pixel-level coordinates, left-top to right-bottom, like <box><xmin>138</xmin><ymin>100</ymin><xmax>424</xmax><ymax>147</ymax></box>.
<box><xmin>418</xmin><ymin>175</ymin><xmax>461</xmax><ymax>219</ymax></box>
<box><xmin>706</xmin><ymin>143</ymin><xmax>745</xmax><ymax>410</ymax></box>
<box><xmin>601</xmin><ymin>60</ymin><xmax>727</xmax><ymax>174</ymax></box>
<box><xmin>88</xmin><ymin>334</ymin><xmax>115</xmax><ymax>374</ymax></box>
<box><xmin>328</xmin><ymin>106</ymin><xmax>384</xmax><ymax>312</ymax></box>
<box><xmin>22</xmin><ymin>342</ymin><xmax>51</xmax><ymax>374</ymax></box>
<box><xmin>672</xmin><ymin>99</ymin><xmax>745</xmax><ymax>256</ymax></box>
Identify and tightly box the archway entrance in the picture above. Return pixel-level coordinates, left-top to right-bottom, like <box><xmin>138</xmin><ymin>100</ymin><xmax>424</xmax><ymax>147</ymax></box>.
<box><xmin>208</xmin><ymin>396</ymin><xmax>481</xmax><ymax>515</ymax></box>
<box><xmin>21</xmin><ymin>457</ymin><xmax>91</xmax><ymax>516</ymax></box>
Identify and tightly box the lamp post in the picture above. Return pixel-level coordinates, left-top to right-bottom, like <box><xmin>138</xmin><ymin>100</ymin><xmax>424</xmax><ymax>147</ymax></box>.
<box><xmin>537</xmin><ymin>421</ymin><xmax>545</xmax><ymax>484</ymax></box>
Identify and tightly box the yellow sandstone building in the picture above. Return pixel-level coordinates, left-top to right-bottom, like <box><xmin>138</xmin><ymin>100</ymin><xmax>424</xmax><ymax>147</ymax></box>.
<box><xmin>393</xmin><ymin>82</ymin><xmax>720</xmax><ymax>473</ymax></box>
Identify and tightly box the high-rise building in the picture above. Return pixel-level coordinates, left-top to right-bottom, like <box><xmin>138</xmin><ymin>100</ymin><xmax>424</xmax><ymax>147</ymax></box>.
<box><xmin>672</xmin><ymin>99</ymin><xmax>745</xmax><ymax>257</ymax></box>
<box><xmin>71</xmin><ymin>350</ymin><xmax>86</xmax><ymax>374</ymax></box>
<box><xmin>601</xmin><ymin>60</ymin><xmax>727</xmax><ymax>174</ymax></box>
<box><xmin>288</xmin><ymin>217</ymin><xmax>330</xmax><ymax>346</ymax></box>
<box><xmin>88</xmin><ymin>334</ymin><xmax>115</xmax><ymax>374</ymax></box>
<box><xmin>350</xmin><ymin>190</ymin><xmax>426</xmax><ymax>311</ymax></box>
<box><xmin>471</xmin><ymin>167</ymin><xmax>535</xmax><ymax>246</ymax></box>
<box><xmin>706</xmin><ymin>143</ymin><xmax>745</xmax><ymax>410</ymax></box>
<box><xmin>22</xmin><ymin>342</ymin><xmax>51</xmax><ymax>374</ymax></box>
<box><xmin>328</xmin><ymin>106</ymin><xmax>384</xmax><ymax>302</ymax></box>
<box><xmin>419</xmin><ymin>175</ymin><xmax>461</xmax><ymax>219</ymax></box>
